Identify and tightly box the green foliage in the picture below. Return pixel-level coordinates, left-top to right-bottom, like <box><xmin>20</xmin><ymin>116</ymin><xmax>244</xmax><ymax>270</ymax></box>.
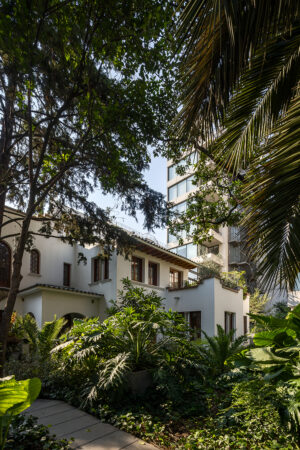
<box><xmin>5</xmin><ymin>414</ymin><xmax>70</xmax><ymax>449</ymax></box>
<box><xmin>196</xmin><ymin>263</ymin><xmax>247</xmax><ymax>294</ymax></box>
<box><xmin>0</xmin><ymin>376</ymin><xmax>41</xmax><ymax>449</ymax></box>
<box><xmin>11</xmin><ymin>314</ymin><xmax>66</xmax><ymax>362</ymax></box>
<box><xmin>245</xmin><ymin>304</ymin><xmax>300</xmax><ymax>431</ymax></box>
<box><xmin>52</xmin><ymin>281</ymin><xmax>201</xmax><ymax>405</ymax></box>
<box><xmin>249</xmin><ymin>289</ymin><xmax>270</xmax><ymax>315</ymax></box>
<box><xmin>198</xmin><ymin>325</ymin><xmax>247</xmax><ymax>377</ymax></box>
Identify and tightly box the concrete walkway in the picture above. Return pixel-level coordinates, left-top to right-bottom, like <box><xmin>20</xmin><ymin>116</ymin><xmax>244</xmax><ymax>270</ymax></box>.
<box><xmin>24</xmin><ymin>399</ymin><xmax>157</xmax><ymax>450</ymax></box>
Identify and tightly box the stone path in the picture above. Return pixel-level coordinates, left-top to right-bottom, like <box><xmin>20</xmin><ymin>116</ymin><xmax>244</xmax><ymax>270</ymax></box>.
<box><xmin>24</xmin><ymin>399</ymin><xmax>157</xmax><ymax>450</ymax></box>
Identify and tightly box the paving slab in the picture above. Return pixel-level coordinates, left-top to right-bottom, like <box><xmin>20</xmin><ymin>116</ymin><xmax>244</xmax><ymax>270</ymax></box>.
<box><xmin>49</xmin><ymin>414</ymin><xmax>102</xmax><ymax>438</ymax></box>
<box><xmin>25</xmin><ymin>399</ymin><xmax>157</xmax><ymax>450</ymax></box>
<box><xmin>77</xmin><ymin>429</ymin><xmax>138</xmax><ymax>449</ymax></box>
<box><xmin>25</xmin><ymin>399</ymin><xmax>64</xmax><ymax>413</ymax></box>
<box><xmin>60</xmin><ymin>423</ymin><xmax>116</xmax><ymax>448</ymax></box>
<box><xmin>26</xmin><ymin>402</ymin><xmax>73</xmax><ymax>418</ymax></box>
<box><xmin>36</xmin><ymin>407</ymin><xmax>86</xmax><ymax>427</ymax></box>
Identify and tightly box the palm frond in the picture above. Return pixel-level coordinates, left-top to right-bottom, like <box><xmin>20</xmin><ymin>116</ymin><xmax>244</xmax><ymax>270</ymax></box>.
<box><xmin>175</xmin><ymin>0</ymin><xmax>300</xmax><ymax>138</ymax></box>
<box><xmin>243</xmin><ymin>87</ymin><xmax>300</xmax><ymax>290</ymax></box>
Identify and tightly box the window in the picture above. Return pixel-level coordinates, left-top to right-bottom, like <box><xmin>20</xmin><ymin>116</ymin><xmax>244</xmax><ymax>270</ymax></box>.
<box><xmin>225</xmin><ymin>312</ymin><xmax>235</xmax><ymax>335</ymax></box>
<box><xmin>131</xmin><ymin>256</ymin><xmax>143</xmax><ymax>282</ymax></box>
<box><xmin>187</xmin><ymin>243</ymin><xmax>197</xmax><ymax>259</ymax></box>
<box><xmin>0</xmin><ymin>241</ymin><xmax>11</xmax><ymax>287</ymax></box>
<box><xmin>92</xmin><ymin>256</ymin><xmax>109</xmax><ymax>282</ymax></box>
<box><xmin>167</xmin><ymin>176</ymin><xmax>196</xmax><ymax>201</ymax></box>
<box><xmin>177</xmin><ymin>179</ymin><xmax>186</xmax><ymax>197</ymax></box>
<box><xmin>168</xmin><ymin>184</ymin><xmax>177</xmax><ymax>201</ymax></box>
<box><xmin>181</xmin><ymin>311</ymin><xmax>201</xmax><ymax>340</ymax></box>
<box><xmin>148</xmin><ymin>262</ymin><xmax>159</xmax><ymax>286</ymax></box>
<box><xmin>104</xmin><ymin>257</ymin><xmax>109</xmax><ymax>280</ymax></box>
<box><xmin>167</xmin><ymin>152</ymin><xmax>199</xmax><ymax>181</ymax></box>
<box><xmin>243</xmin><ymin>316</ymin><xmax>248</xmax><ymax>334</ymax></box>
<box><xmin>169</xmin><ymin>201</ymin><xmax>187</xmax><ymax>215</ymax></box>
<box><xmin>92</xmin><ymin>258</ymin><xmax>101</xmax><ymax>282</ymax></box>
<box><xmin>190</xmin><ymin>311</ymin><xmax>201</xmax><ymax>340</ymax></box>
<box><xmin>186</xmin><ymin>176</ymin><xmax>195</xmax><ymax>193</ymax></box>
<box><xmin>169</xmin><ymin>269</ymin><xmax>182</xmax><ymax>289</ymax></box>
<box><xmin>30</xmin><ymin>249</ymin><xmax>40</xmax><ymax>274</ymax></box>
<box><xmin>208</xmin><ymin>245</ymin><xmax>219</xmax><ymax>255</ymax></box>
<box><xmin>171</xmin><ymin>243</ymin><xmax>197</xmax><ymax>259</ymax></box>
<box><xmin>198</xmin><ymin>244</ymin><xmax>208</xmax><ymax>256</ymax></box>
<box><xmin>63</xmin><ymin>263</ymin><xmax>71</xmax><ymax>286</ymax></box>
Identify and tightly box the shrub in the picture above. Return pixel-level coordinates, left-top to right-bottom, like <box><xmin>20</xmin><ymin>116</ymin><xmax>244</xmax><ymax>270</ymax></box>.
<box><xmin>5</xmin><ymin>415</ymin><xmax>71</xmax><ymax>449</ymax></box>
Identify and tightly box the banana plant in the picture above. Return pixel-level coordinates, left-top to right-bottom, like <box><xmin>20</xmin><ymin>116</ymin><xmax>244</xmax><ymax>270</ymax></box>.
<box><xmin>0</xmin><ymin>376</ymin><xmax>41</xmax><ymax>449</ymax></box>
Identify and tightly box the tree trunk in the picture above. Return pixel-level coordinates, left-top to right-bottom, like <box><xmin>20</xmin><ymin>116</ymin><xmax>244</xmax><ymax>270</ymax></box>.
<box><xmin>0</xmin><ymin>73</ymin><xmax>16</xmax><ymax>230</ymax></box>
<box><xmin>0</xmin><ymin>216</ymin><xmax>31</xmax><ymax>376</ymax></box>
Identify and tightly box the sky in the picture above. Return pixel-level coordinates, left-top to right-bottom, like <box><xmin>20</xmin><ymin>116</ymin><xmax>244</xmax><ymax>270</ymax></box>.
<box><xmin>89</xmin><ymin>155</ymin><xmax>167</xmax><ymax>246</ymax></box>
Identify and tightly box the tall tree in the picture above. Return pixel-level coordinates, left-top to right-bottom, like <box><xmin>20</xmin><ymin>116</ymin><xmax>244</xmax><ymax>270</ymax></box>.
<box><xmin>0</xmin><ymin>0</ymin><xmax>177</xmax><ymax>373</ymax></box>
<box><xmin>172</xmin><ymin>0</ymin><xmax>300</xmax><ymax>291</ymax></box>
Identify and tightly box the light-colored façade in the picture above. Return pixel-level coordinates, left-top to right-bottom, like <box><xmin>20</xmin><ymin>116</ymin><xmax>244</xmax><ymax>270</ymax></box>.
<box><xmin>0</xmin><ymin>207</ymin><xmax>249</xmax><ymax>337</ymax></box>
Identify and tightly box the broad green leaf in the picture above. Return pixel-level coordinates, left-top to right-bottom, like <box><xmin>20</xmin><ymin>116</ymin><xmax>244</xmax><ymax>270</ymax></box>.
<box><xmin>248</xmin><ymin>347</ymin><xmax>289</xmax><ymax>364</ymax></box>
<box><xmin>0</xmin><ymin>377</ymin><xmax>41</xmax><ymax>416</ymax></box>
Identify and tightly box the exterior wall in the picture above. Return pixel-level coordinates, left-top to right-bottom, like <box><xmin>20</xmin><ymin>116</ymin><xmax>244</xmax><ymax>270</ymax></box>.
<box><xmin>213</xmin><ymin>279</ymin><xmax>245</xmax><ymax>337</ymax></box>
<box><xmin>116</xmin><ymin>250</ymin><xmax>188</xmax><ymax>295</ymax></box>
<box><xmin>165</xmin><ymin>278</ymin><xmax>215</xmax><ymax>336</ymax></box>
<box><xmin>22</xmin><ymin>293</ymin><xmax>43</xmax><ymax>327</ymax></box>
<box><xmin>40</xmin><ymin>290</ymin><xmax>101</xmax><ymax>323</ymax></box>
<box><xmin>165</xmin><ymin>277</ymin><xmax>248</xmax><ymax>337</ymax></box>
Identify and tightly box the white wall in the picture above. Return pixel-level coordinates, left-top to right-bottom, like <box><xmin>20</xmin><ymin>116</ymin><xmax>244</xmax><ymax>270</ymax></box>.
<box><xmin>41</xmin><ymin>290</ymin><xmax>101</xmax><ymax>323</ymax></box>
<box><xmin>165</xmin><ymin>278</ymin><xmax>216</xmax><ymax>336</ymax></box>
<box><xmin>214</xmin><ymin>279</ymin><xmax>245</xmax><ymax>336</ymax></box>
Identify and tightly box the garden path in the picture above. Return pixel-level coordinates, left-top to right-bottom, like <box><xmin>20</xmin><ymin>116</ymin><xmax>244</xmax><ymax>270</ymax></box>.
<box><xmin>24</xmin><ymin>399</ymin><xmax>157</xmax><ymax>450</ymax></box>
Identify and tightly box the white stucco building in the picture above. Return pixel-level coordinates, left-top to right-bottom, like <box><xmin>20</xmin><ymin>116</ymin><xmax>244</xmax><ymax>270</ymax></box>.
<box><xmin>0</xmin><ymin>207</ymin><xmax>249</xmax><ymax>337</ymax></box>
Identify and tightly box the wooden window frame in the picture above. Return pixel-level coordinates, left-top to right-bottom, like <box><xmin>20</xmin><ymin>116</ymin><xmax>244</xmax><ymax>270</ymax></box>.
<box><xmin>63</xmin><ymin>263</ymin><xmax>71</xmax><ymax>287</ymax></box>
<box><xmin>148</xmin><ymin>261</ymin><xmax>159</xmax><ymax>286</ymax></box>
<box><xmin>169</xmin><ymin>268</ymin><xmax>183</xmax><ymax>289</ymax></box>
<box><xmin>92</xmin><ymin>257</ymin><xmax>101</xmax><ymax>282</ymax></box>
<box><xmin>30</xmin><ymin>249</ymin><xmax>40</xmax><ymax>274</ymax></box>
<box><xmin>131</xmin><ymin>256</ymin><xmax>143</xmax><ymax>282</ymax></box>
<box><xmin>0</xmin><ymin>241</ymin><xmax>11</xmax><ymax>288</ymax></box>
<box><xmin>104</xmin><ymin>257</ymin><xmax>109</xmax><ymax>280</ymax></box>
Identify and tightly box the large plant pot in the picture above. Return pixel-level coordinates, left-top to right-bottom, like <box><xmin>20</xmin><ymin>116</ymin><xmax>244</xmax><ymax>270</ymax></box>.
<box><xmin>128</xmin><ymin>369</ymin><xmax>153</xmax><ymax>396</ymax></box>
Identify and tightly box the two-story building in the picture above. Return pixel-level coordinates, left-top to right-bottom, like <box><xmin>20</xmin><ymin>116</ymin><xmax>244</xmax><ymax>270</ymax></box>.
<box><xmin>0</xmin><ymin>207</ymin><xmax>249</xmax><ymax>337</ymax></box>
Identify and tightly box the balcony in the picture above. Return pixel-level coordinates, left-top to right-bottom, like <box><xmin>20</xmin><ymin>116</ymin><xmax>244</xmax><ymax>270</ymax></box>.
<box><xmin>229</xmin><ymin>227</ymin><xmax>242</xmax><ymax>243</ymax></box>
<box><xmin>228</xmin><ymin>248</ymin><xmax>248</xmax><ymax>265</ymax></box>
<box><xmin>203</xmin><ymin>229</ymin><xmax>223</xmax><ymax>246</ymax></box>
<box><xmin>195</xmin><ymin>252</ymin><xmax>223</xmax><ymax>266</ymax></box>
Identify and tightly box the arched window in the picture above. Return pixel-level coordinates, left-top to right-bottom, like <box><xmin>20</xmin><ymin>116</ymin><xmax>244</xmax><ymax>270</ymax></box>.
<box><xmin>0</xmin><ymin>241</ymin><xmax>11</xmax><ymax>287</ymax></box>
<box><xmin>30</xmin><ymin>249</ymin><xmax>40</xmax><ymax>274</ymax></box>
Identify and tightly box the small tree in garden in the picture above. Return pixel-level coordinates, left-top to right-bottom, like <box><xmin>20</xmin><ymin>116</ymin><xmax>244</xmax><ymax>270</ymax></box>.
<box><xmin>0</xmin><ymin>0</ymin><xmax>178</xmax><ymax>373</ymax></box>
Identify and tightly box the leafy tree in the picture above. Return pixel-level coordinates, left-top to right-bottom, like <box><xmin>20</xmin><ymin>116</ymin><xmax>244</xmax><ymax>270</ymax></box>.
<box><xmin>0</xmin><ymin>0</ymin><xmax>178</xmax><ymax>372</ymax></box>
<box><xmin>172</xmin><ymin>0</ymin><xmax>300</xmax><ymax>291</ymax></box>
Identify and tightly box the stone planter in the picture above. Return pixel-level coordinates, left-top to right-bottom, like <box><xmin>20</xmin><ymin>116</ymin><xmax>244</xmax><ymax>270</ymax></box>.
<box><xmin>128</xmin><ymin>369</ymin><xmax>153</xmax><ymax>396</ymax></box>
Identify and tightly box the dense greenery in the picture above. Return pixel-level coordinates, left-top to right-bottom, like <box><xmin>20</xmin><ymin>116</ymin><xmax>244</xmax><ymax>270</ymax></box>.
<box><xmin>5</xmin><ymin>283</ymin><xmax>299</xmax><ymax>448</ymax></box>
